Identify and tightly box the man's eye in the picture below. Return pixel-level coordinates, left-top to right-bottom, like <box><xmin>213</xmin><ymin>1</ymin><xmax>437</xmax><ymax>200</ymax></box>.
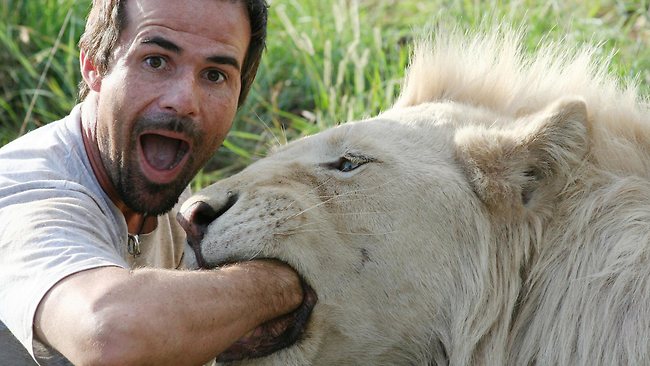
<box><xmin>144</xmin><ymin>56</ymin><xmax>166</xmax><ymax>69</ymax></box>
<box><xmin>205</xmin><ymin>70</ymin><xmax>226</xmax><ymax>83</ymax></box>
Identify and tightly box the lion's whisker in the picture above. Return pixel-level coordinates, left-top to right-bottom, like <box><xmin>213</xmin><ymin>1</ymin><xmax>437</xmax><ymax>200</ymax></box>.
<box><xmin>247</xmin><ymin>247</ymin><xmax>265</xmax><ymax>261</ymax></box>
<box><xmin>273</xmin><ymin>229</ymin><xmax>399</xmax><ymax>237</ymax></box>
<box><xmin>285</xmin><ymin>176</ymin><xmax>337</xmax><ymax>210</ymax></box>
<box><xmin>283</xmin><ymin>178</ymin><xmax>403</xmax><ymax>221</ymax></box>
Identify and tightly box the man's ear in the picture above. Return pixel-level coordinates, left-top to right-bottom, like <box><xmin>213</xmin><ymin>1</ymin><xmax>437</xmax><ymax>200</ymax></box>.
<box><xmin>454</xmin><ymin>97</ymin><xmax>590</xmax><ymax>216</ymax></box>
<box><xmin>80</xmin><ymin>50</ymin><xmax>102</xmax><ymax>92</ymax></box>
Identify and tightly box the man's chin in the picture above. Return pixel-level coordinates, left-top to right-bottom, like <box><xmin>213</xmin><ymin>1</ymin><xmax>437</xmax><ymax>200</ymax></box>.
<box><xmin>119</xmin><ymin>181</ymin><xmax>186</xmax><ymax>216</ymax></box>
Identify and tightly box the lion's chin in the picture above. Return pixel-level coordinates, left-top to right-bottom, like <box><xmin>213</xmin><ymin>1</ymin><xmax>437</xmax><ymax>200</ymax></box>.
<box><xmin>217</xmin><ymin>281</ymin><xmax>318</xmax><ymax>362</ymax></box>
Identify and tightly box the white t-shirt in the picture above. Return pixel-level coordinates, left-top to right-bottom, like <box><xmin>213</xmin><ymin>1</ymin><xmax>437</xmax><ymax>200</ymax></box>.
<box><xmin>0</xmin><ymin>104</ymin><xmax>188</xmax><ymax>364</ymax></box>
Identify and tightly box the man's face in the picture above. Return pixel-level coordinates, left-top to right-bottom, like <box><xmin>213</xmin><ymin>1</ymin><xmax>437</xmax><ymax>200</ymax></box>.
<box><xmin>92</xmin><ymin>0</ymin><xmax>250</xmax><ymax>215</ymax></box>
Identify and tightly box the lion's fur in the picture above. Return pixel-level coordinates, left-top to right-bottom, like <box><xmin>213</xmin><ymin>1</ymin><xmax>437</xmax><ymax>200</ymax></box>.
<box><xmin>396</xmin><ymin>28</ymin><xmax>650</xmax><ymax>177</ymax></box>
<box><xmin>184</xmin><ymin>28</ymin><xmax>650</xmax><ymax>365</ymax></box>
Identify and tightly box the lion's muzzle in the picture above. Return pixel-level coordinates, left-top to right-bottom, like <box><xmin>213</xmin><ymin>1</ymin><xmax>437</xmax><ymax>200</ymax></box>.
<box><xmin>177</xmin><ymin>192</ymin><xmax>239</xmax><ymax>267</ymax></box>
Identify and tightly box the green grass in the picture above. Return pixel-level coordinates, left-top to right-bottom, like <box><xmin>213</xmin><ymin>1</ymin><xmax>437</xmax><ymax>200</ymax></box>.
<box><xmin>1</xmin><ymin>0</ymin><xmax>648</xmax><ymax>189</ymax></box>
<box><xmin>0</xmin><ymin>0</ymin><xmax>89</xmax><ymax>143</ymax></box>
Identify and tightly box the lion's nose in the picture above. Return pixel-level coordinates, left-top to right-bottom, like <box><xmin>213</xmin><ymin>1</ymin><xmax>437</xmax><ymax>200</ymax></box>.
<box><xmin>177</xmin><ymin>201</ymin><xmax>218</xmax><ymax>247</ymax></box>
<box><xmin>176</xmin><ymin>192</ymin><xmax>239</xmax><ymax>248</ymax></box>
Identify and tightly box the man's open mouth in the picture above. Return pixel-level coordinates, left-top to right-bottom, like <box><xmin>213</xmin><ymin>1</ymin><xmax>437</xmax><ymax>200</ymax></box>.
<box><xmin>141</xmin><ymin>133</ymin><xmax>190</xmax><ymax>170</ymax></box>
<box><xmin>217</xmin><ymin>273</ymin><xmax>318</xmax><ymax>362</ymax></box>
<box><xmin>139</xmin><ymin>132</ymin><xmax>190</xmax><ymax>183</ymax></box>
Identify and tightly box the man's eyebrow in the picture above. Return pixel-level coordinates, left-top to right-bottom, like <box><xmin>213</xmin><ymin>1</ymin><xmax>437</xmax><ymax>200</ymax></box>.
<box><xmin>141</xmin><ymin>36</ymin><xmax>181</xmax><ymax>53</ymax></box>
<box><xmin>207</xmin><ymin>56</ymin><xmax>241</xmax><ymax>71</ymax></box>
<box><xmin>140</xmin><ymin>36</ymin><xmax>241</xmax><ymax>71</ymax></box>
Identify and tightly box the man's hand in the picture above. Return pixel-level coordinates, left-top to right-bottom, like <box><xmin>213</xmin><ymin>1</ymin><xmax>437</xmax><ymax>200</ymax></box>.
<box><xmin>34</xmin><ymin>260</ymin><xmax>303</xmax><ymax>366</ymax></box>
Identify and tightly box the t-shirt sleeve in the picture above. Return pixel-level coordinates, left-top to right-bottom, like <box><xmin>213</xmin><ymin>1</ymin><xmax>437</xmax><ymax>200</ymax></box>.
<box><xmin>0</xmin><ymin>185</ymin><xmax>128</xmax><ymax>360</ymax></box>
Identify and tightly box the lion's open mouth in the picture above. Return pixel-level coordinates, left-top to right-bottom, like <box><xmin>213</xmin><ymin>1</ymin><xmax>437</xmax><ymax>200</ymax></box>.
<box><xmin>217</xmin><ymin>280</ymin><xmax>318</xmax><ymax>362</ymax></box>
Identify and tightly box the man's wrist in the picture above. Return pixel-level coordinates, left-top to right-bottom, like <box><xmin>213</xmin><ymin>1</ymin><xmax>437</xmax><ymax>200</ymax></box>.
<box><xmin>222</xmin><ymin>260</ymin><xmax>304</xmax><ymax>317</ymax></box>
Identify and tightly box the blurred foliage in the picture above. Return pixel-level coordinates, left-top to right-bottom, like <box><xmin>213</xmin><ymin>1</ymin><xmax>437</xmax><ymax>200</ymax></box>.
<box><xmin>0</xmin><ymin>0</ymin><xmax>648</xmax><ymax>188</ymax></box>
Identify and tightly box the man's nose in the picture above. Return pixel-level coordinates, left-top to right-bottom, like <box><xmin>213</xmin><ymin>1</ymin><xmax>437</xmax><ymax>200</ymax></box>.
<box><xmin>160</xmin><ymin>71</ymin><xmax>200</xmax><ymax>117</ymax></box>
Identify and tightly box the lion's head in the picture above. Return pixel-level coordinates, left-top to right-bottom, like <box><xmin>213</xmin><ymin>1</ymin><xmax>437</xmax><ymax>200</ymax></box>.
<box><xmin>179</xmin><ymin>28</ymin><xmax>649</xmax><ymax>365</ymax></box>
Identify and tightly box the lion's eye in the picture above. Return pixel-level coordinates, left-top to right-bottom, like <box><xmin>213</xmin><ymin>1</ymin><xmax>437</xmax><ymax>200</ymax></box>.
<box><xmin>325</xmin><ymin>154</ymin><xmax>375</xmax><ymax>173</ymax></box>
<box><xmin>338</xmin><ymin>158</ymin><xmax>361</xmax><ymax>172</ymax></box>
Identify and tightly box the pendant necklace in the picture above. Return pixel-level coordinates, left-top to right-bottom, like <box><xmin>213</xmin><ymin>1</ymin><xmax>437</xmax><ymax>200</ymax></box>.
<box><xmin>127</xmin><ymin>214</ymin><xmax>147</xmax><ymax>258</ymax></box>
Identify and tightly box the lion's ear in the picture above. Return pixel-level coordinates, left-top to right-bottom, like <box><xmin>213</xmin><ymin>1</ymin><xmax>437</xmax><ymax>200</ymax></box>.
<box><xmin>454</xmin><ymin>97</ymin><xmax>589</xmax><ymax>215</ymax></box>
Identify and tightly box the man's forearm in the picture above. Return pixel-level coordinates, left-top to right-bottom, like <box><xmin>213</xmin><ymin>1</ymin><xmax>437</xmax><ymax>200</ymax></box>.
<box><xmin>34</xmin><ymin>261</ymin><xmax>303</xmax><ymax>365</ymax></box>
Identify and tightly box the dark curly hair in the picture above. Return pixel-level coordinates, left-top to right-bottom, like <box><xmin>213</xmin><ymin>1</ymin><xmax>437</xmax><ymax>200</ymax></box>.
<box><xmin>78</xmin><ymin>0</ymin><xmax>268</xmax><ymax>107</ymax></box>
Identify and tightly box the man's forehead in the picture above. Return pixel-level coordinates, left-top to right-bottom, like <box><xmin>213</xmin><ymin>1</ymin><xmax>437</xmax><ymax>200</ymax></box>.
<box><xmin>123</xmin><ymin>0</ymin><xmax>250</xmax><ymax>41</ymax></box>
<box><xmin>120</xmin><ymin>0</ymin><xmax>250</xmax><ymax>59</ymax></box>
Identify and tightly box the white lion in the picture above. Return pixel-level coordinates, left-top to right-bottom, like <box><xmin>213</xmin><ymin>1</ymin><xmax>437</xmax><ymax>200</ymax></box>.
<box><xmin>179</xmin><ymin>27</ymin><xmax>650</xmax><ymax>365</ymax></box>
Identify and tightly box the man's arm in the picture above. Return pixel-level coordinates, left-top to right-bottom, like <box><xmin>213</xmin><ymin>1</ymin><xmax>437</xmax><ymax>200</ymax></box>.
<box><xmin>34</xmin><ymin>260</ymin><xmax>303</xmax><ymax>366</ymax></box>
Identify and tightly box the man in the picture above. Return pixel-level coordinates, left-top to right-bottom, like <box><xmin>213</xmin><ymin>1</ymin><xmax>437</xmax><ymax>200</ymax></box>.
<box><xmin>0</xmin><ymin>0</ymin><xmax>304</xmax><ymax>364</ymax></box>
